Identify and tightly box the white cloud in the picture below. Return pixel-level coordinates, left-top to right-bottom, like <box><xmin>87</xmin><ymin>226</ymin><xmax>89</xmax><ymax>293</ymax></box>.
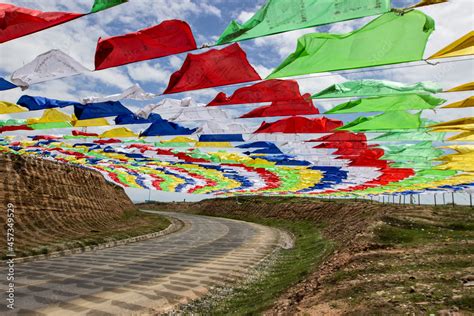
<box><xmin>253</xmin><ymin>28</ymin><xmax>316</xmax><ymax>58</ymax></box>
<box><xmin>168</xmin><ymin>56</ymin><xmax>183</xmax><ymax>69</ymax></box>
<box><xmin>127</xmin><ymin>62</ymin><xmax>170</xmax><ymax>85</ymax></box>
<box><xmin>200</xmin><ymin>2</ymin><xmax>222</xmax><ymax>18</ymax></box>
<box><xmin>254</xmin><ymin>65</ymin><xmax>272</xmax><ymax>78</ymax></box>
<box><xmin>237</xmin><ymin>11</ymin><xmax>254</xmax><ymax>23</ymax></box>
<box><xmin>87</xmin><ymin>68</ymin><xmax>134</xmax><ymax>89</ymax></box>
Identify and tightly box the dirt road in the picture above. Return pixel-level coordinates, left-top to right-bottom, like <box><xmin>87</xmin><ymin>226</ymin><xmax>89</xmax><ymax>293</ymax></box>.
<box><xmin>1</xmin><ymin>211</ymin><xmax>284</xmax><ymax>315</ymax></box>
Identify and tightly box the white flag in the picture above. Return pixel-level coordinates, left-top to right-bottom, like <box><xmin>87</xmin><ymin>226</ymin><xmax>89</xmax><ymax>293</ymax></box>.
<box><xmin>82</xmin><ymin>84</ymin><xmax>157</xmax><ymax>104</ymax></box>
<box><xmin>11</xmin><ymin>49</ymin><xmax>90</xmax><ymax>89</ymax></box>
<box><xmin>136</xmin><ymin>97</ymin><xmax>203</xmax><ymax>119</ymax></box>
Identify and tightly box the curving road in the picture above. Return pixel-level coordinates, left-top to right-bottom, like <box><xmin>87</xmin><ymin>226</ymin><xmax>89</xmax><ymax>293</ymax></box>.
<box><xmin>1</xmin><ymin>211</ymin><xmax>284</xmax><ymax>315</ymax></box>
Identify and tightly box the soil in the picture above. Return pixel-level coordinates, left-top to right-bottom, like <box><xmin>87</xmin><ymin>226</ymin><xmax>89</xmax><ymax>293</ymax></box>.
<box><xmin>142</xmin><ymin>197</ymin><xmax>474</xmax><ymax>315</ymax></box>
<box><xmin>0</xmin><ymin>153</ymin><xmax>167</xmax><ymax>258</ymax></box>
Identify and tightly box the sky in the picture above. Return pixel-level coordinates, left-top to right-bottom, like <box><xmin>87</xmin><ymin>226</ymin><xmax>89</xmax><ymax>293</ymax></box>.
<box><xmin>0</xmin><ymin>0</ymin><xmax>473</xmax><ymax>202</ymax></box>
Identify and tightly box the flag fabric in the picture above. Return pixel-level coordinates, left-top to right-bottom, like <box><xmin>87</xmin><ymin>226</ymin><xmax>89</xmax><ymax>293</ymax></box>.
<box><xmin>429</xmin><ymin>117</ymin><xmax>474</xmax><ymax>132</ymax></box>
<box><xmin>164</xmin><ymin>108</ymin><xmax>229</xmax><ymax>122</ymax></box>
<box><xmin>140</xmin><ymin>118</ymin><xmax>197</xmax><ymax>136</ymax></box>
<box><xmin>371</xmin><ymin>131</ymin><xmax>446</xmax><ymax>141</ymax></box>
<box><xmin>72</xmin><ymin>130</ymin><xmax>99</xmax><ymax>137</ymax></box>
<box><xmin>26</xmin><ymin>109</ymin><xmax>71</xmax><ymax>125</ymax></box>
<box><xmin>115</xmin><ymin>113</ymin><xmax>162</xmax><ymax>125</ymax></box>
<box><xmin>0</xmin><ymin>4</ymin><xmax>83</xmax><ymax>44</ymax></box>
<box><xmin>254</xmin><ymin>116</ymin><xmax>343</xmax><ymax>133</ymax></box>
<box><xmin>199</xmin><ymin>134</ymin><xmax>245</xmax><ymax>142</ymax></box>
<box><xmin>308</xmin><ymin>132</ymin><xmax>367</xmax><ymax>143</ymax></box>
<box><xmin>72</xmin><ymin>116</ymin><xmax>110</xmax><ymax>127</ymax></box>
<box><xmin>200</xmin><ymin>121</ymin><xmax>256</xmax><ymax>134</ymax></box>
<box><xmin>339</xmin><ymin>111</ymin><xmax>422</xmax><ymax>131</ymax></box>
<box><xmin>136</xmin><ymin>98</ymin><xmax>201</xmax><ymax>119</ymax></box>
<box><xmin>216</xmin><ymin>0</ymin><xmax>391</xmax><ymax>45</ymax></box>
<box><xmin>82</xmin><ymin>84</ymin><xmax>156</xmax><ymax>103</ymax></box>
<box><xmin>447</xmin><ymin>131</ymin><xmax>474</xmax><ymax>141</ymax></box>
<box><xmin>446</xmin><ymin>82</ymin><xmax>474</xmax><ymax>92</ymax></box>
<box><xmin>95</xmin><ymin>20</ymin><xmax>197</xmax><ymax>70</ymax></box>
<box><xmin>0</xmin><ymin>101</ymin><xmax>27</xmax><ymax>114</ymax></box>
<box><xmin>0</xmin><ymin>125</ymin><xmax>33</xmax><ymax>133</ymax></box>
<box><xmin>0</xmin><ymin>79</ymin><xmax>17</xmax><ymax>91</ymax></box>
<box><xmin>313</xmin><ymin>80</ymin><xmax>441</xmax><ymax>99</ymax></box>
<box><xmin>240</xmin><ymin>93</ymin><xmax>319</xmax><ymax>118</ymax></box>
<box><xmin>267</xmin><ymin>10</ymin><xmax>435</xmax><ymax>79</ymax></box>
<box><xmin>74</xmin><ymin>101</ymin><xmax>133</xmax><ymax>120</ymax></box>
<box><xmin>11</xmin><ymin>49</ymin><xmax>89</xmax><ymax>88</ymax></box>
<box><xmin>325</xmin><ymin>94</ymin><xmax>445</xmax><ymax>114</ymax></box>
<box><xmin>0</xmin><ymin>119</ymin><xmax>26</xmax><ymax>127</ymax></box>
<box><xmin>90</xmin><ymin>0</ymin><xmax>128</xmax><ymax>13</ymax></box>
<box><xmin>17</xmin><ymin>95</ymin><xmax>81</xmax><ymax>111</ymax></box>
<box><xmin>429</xmin><ymin>31</ymin><xmax>474</xmax><ymax>59</ymax></box>
<box><xmin>409</xmin><ymin>0</ymin><xmax>448</xmax><ymax>8</ymax></box>
<box><xmin>207</xmin><ymin>79</ymin><xmax>303</xmax><ymax>106</ymax></box>
<box><xmin>99</xmin><ymin>127</ymin><xmax>137</xmax><ymax>138</ymax></box>
<box><xmin>163</xmin><ymin>43</ymin><xmax>261</xmax><ymax>94</ymax></box>
<box><xmin>442</xmin><ymin>96</ymin><xmax>474</xmax><ymax>108</ymax></box>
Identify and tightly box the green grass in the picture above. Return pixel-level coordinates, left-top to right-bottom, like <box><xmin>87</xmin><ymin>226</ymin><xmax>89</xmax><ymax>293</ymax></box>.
<box><xmin>181</xmin><ymin>213</ymin><xmax>333</xmax><ymax>315</ymax></box>
<box><xmin>324</xmin><ymin>206</ymin><xmax>474</xmax><ymax>315</ymax></box>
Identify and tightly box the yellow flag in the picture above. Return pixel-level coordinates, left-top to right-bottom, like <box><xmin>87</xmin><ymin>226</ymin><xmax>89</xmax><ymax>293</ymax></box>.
<box><xmin>429</xmin><ymin>117</ymin><xmax>474</xmax><ymax>131</ymax></box>
<box><xmin>162</xmin><ymin>136</ymin><xmax>196</xmax><ymax>143</ymax></box>
<box><xmin>195</xmin><ymin>142</ymin><xmax>233</xmax><ymax>148</ymax></box>
<box><xmin>446</xmin><ymin>82</ymin><xmax>474</xmax><ymax>92</ymax></box>
<box><xmin>72</xmin><ymin>114</ymin><xmax>110</xmax><ymax>127</ymax></box>
<box><xmin>99</xmin><ymin>127</ymin><xmax>137</xmax><ymax>138</ymax></box>
<box><xmin>447</xmin><ymin>131</ymin><xmax>474</xmax><ymax>141</ymax></box>
<box><xmin>442</xmin><ymin>96</ymin><xmax>474</xmax><ymax>108</ymax></box>
<box><xmin>429</xmin><ymin>31</ymin><xmax>474</xmax><ymax>59</ymax></box>
<box><xmin>409</xmin><ymin>0</ymin><xmax>448</xmax><ymax>8</ymax></box>
<box><xmin>0</xmin><ymin>101</ymin><xmax>27</xmax><ymax>114</ymax></box>
<box><xmin>26</xmin><ymin>109</ymin><xmax>71</xmax><ymax>124</ymax></box>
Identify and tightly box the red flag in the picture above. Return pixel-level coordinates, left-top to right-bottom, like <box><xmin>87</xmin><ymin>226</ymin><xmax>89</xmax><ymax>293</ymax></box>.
<box><xmin>306</xmin><ymin>131</ymin><xmax>367</xmax><ymax>143</ymax></box>
<box><xmin>310</xmin><ymin>132</ymin><xmax>370</xmax><ymax>150</ymax></box>
<box><xmin>207</xmin><ymin>79</ymin><xmax>303</xmax><ymax>106</ymax></box>
<box><xmin>32</xmin><ymin>135</ymin><xmax>60</xmax><ymax>141</ymax></box>
<box><xmin>254</xmin><ymin>116</ymin><xmax>343</xmax><ymax>133</ymax></box>
<box><xmin>72</xmin><ymin>130</ymin><xmax>99</xmax><ymax>137</ymax></box>
<box><xmin>0</xmin><ymin>125</ymin><xmax>33</xmax><ymax>133</ymax></box>
<box><xmin>95</xmin><ymin>20</ymin><xmax>197</xmax><ymax>70</ymax></box>
<box><xmin>240</xmin><ymin>93</ymin><xmax>318</xmax><ymax>118</ymax></box>
<box><xmin>94</xmin><ymin>138</ymin><xmax>122</xmax><ymax>144</ymax></box>
<box><xmin>0</xmin><ymin>4</ymin><xmax>83</xmax><ymax>43</ymax></box>
<box><xmin>164</xmin><ymin>43</ymin><xmax>261</xmax><ymax>94</ymax></box>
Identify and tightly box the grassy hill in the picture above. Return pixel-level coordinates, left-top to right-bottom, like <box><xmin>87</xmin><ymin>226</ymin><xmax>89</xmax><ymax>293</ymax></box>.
<box><xmin>142</xmin><ymin>197</ymin><xmax>474</xmax><ymax>315</ymax></box>
<box><xmin>0</xmin><ymin>153</ymin><xmax>169</xmax><ymax>258</ymax></box>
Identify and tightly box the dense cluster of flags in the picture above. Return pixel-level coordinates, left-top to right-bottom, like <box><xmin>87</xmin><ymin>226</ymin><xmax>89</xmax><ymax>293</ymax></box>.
<box><xmin>0</xmin><ymin>0</ymin><xmax>473</xmax><ymax>197</ymax></box>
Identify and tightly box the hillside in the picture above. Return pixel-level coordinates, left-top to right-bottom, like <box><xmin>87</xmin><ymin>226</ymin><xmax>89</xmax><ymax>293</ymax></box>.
<box><xmin>0</xmin><ymin>153</ymin><xmax>169</xmax><ymax>258</ymax></box>
<box><xmin>142</xmin><ymin>197</ymin><xmax>474</xmax><ymax>315</ymax></box>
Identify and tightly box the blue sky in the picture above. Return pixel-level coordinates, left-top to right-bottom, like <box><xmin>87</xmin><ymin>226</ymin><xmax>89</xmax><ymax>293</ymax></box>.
<box><xmin>0</xmin><ymin>0</ymin><xmax>472</xmax><ymax>202</ymax></box>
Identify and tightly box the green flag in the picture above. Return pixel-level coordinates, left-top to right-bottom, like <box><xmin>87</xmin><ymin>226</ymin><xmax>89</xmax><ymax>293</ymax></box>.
<box><xmin>90</xmin><ymin>0</ymin><xmax>128</xmax><ymax>13</ymax></box>
<box><xmin>338</xmin><ymin>111</ymin><xmax>422</xmax><ymax>132</ymax></box>
<box><xmin>267</xmin><ymin>10</ymin><xmax>435</xmax><ymax>79</ymax></box>
<box><xmin>325</xmin><ymin>94</ymin><xmax>445</xmax><ymax>114</ymax></box>
<box><xmin>29</xmin><ymin>122</ymin><xmax>72</xmax><ymax>130</ymax></box>
<box><xmin>0</xmin><ymin>119</ymin><xmax>26</xmax><ymax>127</ymax></box>
<box><xmin>313</xmin><ymin>80</ymin><xmax>442</xmax><ymax>99</ymax></box>
<box><xmin>371</xmin><ymin>131</ymin><xmax>446</xmax><ymax>141</ymax></box>
<box><xmin>381</xmin><ymin>142</ymin><xmax>444</xmax><ymax>161</ymax></box>
<box><xmin>216</xmin><ymin>0</ymin><xmax>391</xmax><ymax>45</ymax></box>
